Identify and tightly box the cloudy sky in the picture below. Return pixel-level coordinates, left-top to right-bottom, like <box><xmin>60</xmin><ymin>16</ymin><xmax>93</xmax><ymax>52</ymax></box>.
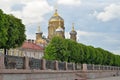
<box><xmin>0</xmin><ymin>0</ymin><xmax>120</xmax><ymax>55</ymax></box>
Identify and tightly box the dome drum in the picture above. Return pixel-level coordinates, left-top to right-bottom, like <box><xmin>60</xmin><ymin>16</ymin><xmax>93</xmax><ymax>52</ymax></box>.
<box><xmin>70</xmin><ymin>31</ymin><xmax>77</xmax><ymax>35</ymax></box>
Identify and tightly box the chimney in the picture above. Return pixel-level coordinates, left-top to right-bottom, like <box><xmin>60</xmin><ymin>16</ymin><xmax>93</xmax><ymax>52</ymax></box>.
<box><xmin>32</xmin><ymin>40</ymin><xmax>34</xmax><ymax>43</ymax></box>
<box><xmin>28</xmin><ymin>39</ymin><xmax>31</xmax><ymax>43</ymax></box>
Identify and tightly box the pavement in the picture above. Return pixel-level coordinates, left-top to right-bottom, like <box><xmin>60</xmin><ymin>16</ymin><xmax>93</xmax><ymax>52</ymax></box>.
<box><xmin>88</xmin><ymin>76</ymin><xmax>120</xmax><ymax>80</ymax></box>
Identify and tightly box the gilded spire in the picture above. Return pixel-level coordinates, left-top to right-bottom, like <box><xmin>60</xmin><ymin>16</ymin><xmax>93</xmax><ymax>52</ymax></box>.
<box><xmin>49</xmin><ymin>3</ymin><xmax>64</xmax><ymax>22</ymax></box>
<box><xmin>54</xmin><ymin>3</ymin><xmax>59</xmax><ymax>16</ymax></box>
<box><xmin>37</xmin><ymin>25</ymin><xmax>41</xmax><ymax>33</ymax></box>
<box><xmin>72</xmin><ymin>23</ymin><xmax>75</xmax><ymax>31</ymax></box>
<box><xmin>54</xmin><ymin>9</ymin><xmax>59</xmax><ymax>16</ymax></box>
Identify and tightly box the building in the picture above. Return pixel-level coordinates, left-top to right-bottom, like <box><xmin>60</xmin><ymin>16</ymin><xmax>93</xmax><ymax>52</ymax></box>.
<box><xmin>35</xmin><ymin>26</ymin><xmax>47</xmax><ymax>47</ymax></box>
<box><xmin>8</xmin><ymin>40</ymin><xmax>44</xmax><ymax>59</ymax></box>
<box><xmin>48</xmin><ymin>9</ymin><xmax>77</xmax><ymax>41</ymax></box>
<box><xmin>48</xmin><ymin>9</ymin><xmax>65</xmax><ymax>40</ymax></box>
<box><xmin>70</xmin><ymin>23</ymin><xmax>77</xmax><ymax>41</ymax></box>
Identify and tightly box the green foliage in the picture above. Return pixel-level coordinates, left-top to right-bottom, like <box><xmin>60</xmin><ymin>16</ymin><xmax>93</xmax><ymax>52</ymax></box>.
<box><xmin>0</xmin><ymin>10</ymin><xmax>8</xmax><ymax>47</ymax></box>
<box><xmin>44</xmin><ymin>36</ymin><xmax>120</xmax><ymax>66</ymax></box>
<box><xmin>0</xmin><ymin>9</ymin><xmax>26</xmax><ymax>54</ymax></box>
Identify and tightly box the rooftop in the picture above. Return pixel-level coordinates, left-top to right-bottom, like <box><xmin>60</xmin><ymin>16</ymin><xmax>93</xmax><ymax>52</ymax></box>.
<box><xmin>22</xmin><ymin>42</ymin><xmax>44</xmax><ymax>50</ymax></box>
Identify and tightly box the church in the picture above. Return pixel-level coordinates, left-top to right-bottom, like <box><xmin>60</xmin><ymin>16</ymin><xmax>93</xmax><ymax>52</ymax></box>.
<box><xmin>0</xmin><ymin>9</ymin><xmax>77</xmax><ymax>59</ymax></box>
<box><xmin>36</xmin><ymin>8</ymin><xmax>77</xmax><ymax>45</ymax></box>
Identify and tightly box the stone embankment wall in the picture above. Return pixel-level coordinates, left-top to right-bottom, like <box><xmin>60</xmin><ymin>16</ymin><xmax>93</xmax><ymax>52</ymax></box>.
<box><xmin>0</xmin><ymin>69</ymin><xmax>80</xmax><ymax>80</ymax></box>
<box><xmin>0</xmin><ymin>69</ymin><xmax>120</xmax><ymax>80</ymax></box>
<box><xmin>1</xmin><ymin>55</ymin><xmax>120</xmax><ymax>80</ymax></box>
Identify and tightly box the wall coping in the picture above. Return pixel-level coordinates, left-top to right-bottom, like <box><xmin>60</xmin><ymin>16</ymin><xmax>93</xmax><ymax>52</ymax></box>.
<box><xmin>0</xmin><ymin>69</ymin><xmax>78</xmax><ymax>74</ymax></box>
<box><xmin>0</xmin><ymin>69</ymin><xmax>118</xmax><ymax>74</ymax></box>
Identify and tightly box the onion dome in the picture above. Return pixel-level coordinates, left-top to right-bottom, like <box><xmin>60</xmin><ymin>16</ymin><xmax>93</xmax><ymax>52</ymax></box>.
<box><xmin>49</xmin><ymin>9</ymin><xmax>64</xmax><ymax>22</ymax></box>
<box><xmin>70</xmin><ymin>23</ymin><xmax>77</xmax><ymax>35</ymax></box>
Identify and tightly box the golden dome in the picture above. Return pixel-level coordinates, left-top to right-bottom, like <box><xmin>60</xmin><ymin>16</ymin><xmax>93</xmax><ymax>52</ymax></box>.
<box><xmin>49</xmin><ymin>9</ymin><xmax>64</xmax><ymax>22</ymax></box>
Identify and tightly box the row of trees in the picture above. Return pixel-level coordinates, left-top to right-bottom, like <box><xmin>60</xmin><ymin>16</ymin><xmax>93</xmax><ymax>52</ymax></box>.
<box><xmin>44</xmin><ymin>37</ymin><xmax>120</xmax><ymax>66</ymax></box>
<box><xmin>0</xmin><ymin>9</ymin><xmax>26</xmax><ymax>55</ymax></box>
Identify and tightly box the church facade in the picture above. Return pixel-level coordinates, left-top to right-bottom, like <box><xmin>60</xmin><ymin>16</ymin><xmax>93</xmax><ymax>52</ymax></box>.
<box><xmin>36</xmin><ymin>9</ymin><xmax>77</xmax><ymax>43</ymax></box>
<box><xmin>48</xmin><ymin>9</ymin><xmax>65</xmax><ymax>39</ymax></box>
<box><xmin>48</xmin><ymin>9</ymin><xmax>77</xmax><ymax>41</ymax></box>
<box><xmin>35</xmin><ymin>9</ymin><xmax>77</xmax><ymax>46</ymax></box>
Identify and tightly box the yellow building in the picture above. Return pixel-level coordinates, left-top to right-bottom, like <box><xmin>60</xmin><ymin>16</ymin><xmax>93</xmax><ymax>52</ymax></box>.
<box><xmin>35</xmin><ymin>26</ymin><xmax>47</xmax><ymax>47</ymax></box>
<box><xmin>48</xmin><ymin>9</ymin><xmax>77</xmax><ymax>41</ymax></box>
<box><xmin>48</xmin><ymin>9</ymin><xmax>65</xmax><ymax>40</ymax></box>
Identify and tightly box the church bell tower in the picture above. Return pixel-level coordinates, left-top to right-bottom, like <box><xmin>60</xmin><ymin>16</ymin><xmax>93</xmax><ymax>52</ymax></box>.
<box><xmin>70</xmin><ymin>23</ymin><xmax>77</xmax><ymax>41</ymax></box>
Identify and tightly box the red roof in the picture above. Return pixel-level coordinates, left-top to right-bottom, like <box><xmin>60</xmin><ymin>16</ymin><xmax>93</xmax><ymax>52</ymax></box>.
<box><xmin>22</xmin><ymin>42</ymin><xmax>44</xmax><ymax>50</ymax></box>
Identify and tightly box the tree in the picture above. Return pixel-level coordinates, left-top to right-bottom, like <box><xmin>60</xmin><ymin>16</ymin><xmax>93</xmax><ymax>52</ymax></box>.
<box><xmin>0</xmin><ymin>10</ymin><xmax>8</xmax><ymax>48</ymax></box>
<box><xmin>44</xmin><ymin>37</ymin><xmax>65</xmax><ymax>61</ymax></box>
<box><xmin>63</xmin><ymin>39</ymin><xmax>79</xmax><ymax>63</ymax></box>
<box><xmin>44</xmin><ymin>36</ymin><xmax>120</xmax><ymax>67</ymax></box>
<box><xmin>0</xmin><ymin>9</ymin><xmax>26</xmax><ymax>55</ymax></box>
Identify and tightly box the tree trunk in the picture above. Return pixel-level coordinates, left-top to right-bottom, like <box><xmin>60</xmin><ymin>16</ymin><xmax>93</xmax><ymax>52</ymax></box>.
<box><xmin>4</xmin><ymin>48</ymin><xmax>7</xmax><ymax>55</ymax></box>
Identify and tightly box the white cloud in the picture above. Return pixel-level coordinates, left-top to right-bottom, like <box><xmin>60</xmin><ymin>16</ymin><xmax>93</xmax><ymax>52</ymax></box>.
<box><xmin>96</xmin><ymin>4</ymin><xmax>120</xmax><ymax>22</ymax></box>
<box><xmin>0</xmin><ymin>0</ymin><xmax>22</xmax><ymax>13</ymax></box>
<box><xmin>26</xmin><ymin>33</ymin><xmax>35</xmax><ymax>40</ymax></box>
<box><xmin>77</xmin><ymin>30</ymin><xmax>97</xmax><ymax>37</ymax></box>
<box><xmin>13</xmin><ymin>0</ymin><xmax>53</xmax><ymax>25</ymax></box>
<box><xmin>76</xmin><ymin>30</ymin><xmax>120</xmax><ymax>54</ymax></box>
<box><xmin>77</xmin><ymin>30</ymin><xmax>120</xmax><ymax>43</ymax></box>
<box><xmin>92</xmin><ymin>11</ymin><xmax>98</xmax><ymax>16</ymax></box>
<box><xmin>57</xmin><ymin>0</ymin><xmax>81</xmax><ymax>6</ymax></box>
<box><xmin>65</xmin><ymin>30</ymin><xmax>98</xmax><ymax>42</ymax></box>
<box><xmin>104</xmin><ymin>37</ymin><xmax>120</xmax><ymax>44</ymax></box>
<box><xmin>0</xmin><ymin>0</ymin><xmax>53</xmax><ymax>25</ymax></box>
